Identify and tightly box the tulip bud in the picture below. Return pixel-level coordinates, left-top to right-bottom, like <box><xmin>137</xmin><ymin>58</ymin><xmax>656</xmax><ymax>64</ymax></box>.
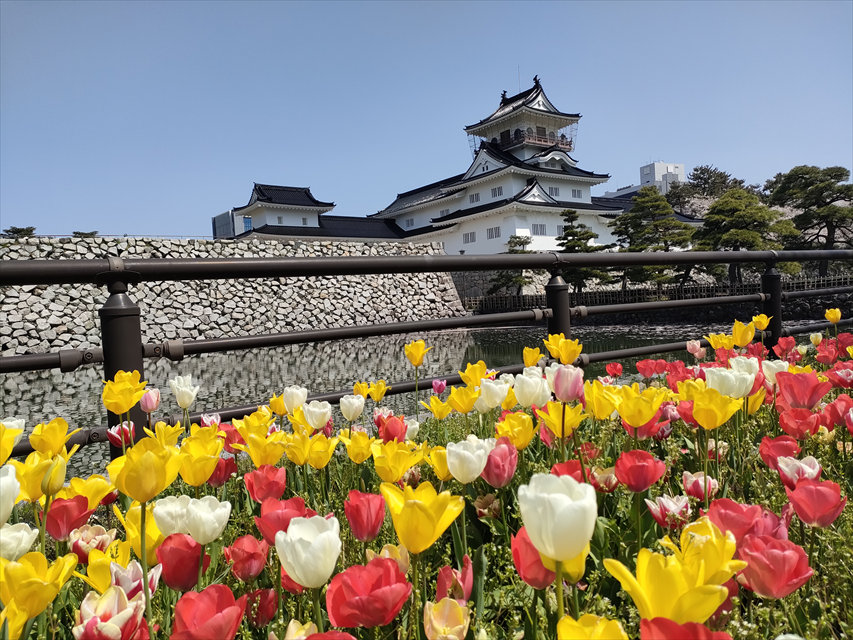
<box><xmin>432</xmin><ymin>379</ymin><xmax>447</xmax><ymax>395</ymax></box>
<box><xmin>810</xmin><ymin>333</ymin><xmax>823</xmax><ymax>347</ymax></box>
<box><xmin>140</xmin><ymin>388</ymin><xmax>161</xmax><ymax>414</ymax></box>
<box><xmin>41</xmin><ymin>456</ymin><xmax>66</xmax><ymax>496</ymax></box>
<box><xmin>339</xmin><ymin>394</ymin><xmax>365</xmax><ymax>422</ymax></box>
<box><xmin>552</xmin><ymin>365</ymin><xmax>585</xmax><ymax>403</ymax></box>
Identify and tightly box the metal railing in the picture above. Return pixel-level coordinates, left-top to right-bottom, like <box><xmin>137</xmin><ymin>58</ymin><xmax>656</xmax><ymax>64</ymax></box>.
<box><xmin>2</xmin><ymin>249</ymin><xmax>851</xmax><ymax>459</ymax></box>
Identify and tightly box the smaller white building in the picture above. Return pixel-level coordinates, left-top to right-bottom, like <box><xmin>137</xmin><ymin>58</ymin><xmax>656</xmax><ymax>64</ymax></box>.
<box><xmin>604</xmin><ymin>162</ymin><xmax>686</xmax><ymax>198</ymax></box>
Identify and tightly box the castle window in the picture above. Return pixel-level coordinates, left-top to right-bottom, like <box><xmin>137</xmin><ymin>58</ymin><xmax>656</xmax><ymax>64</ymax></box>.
<box><xmin>439</xmin><ymin>208</ymin><xmax>450</xmax><ymax>216</ymax></box>
<box><xmin>277</xmin><ymin>216</ymin><xmax>283</xmax><ymax>224</ymax></box>
<box><xmin>532</xmin><ymin>223</ymin><xmax>547</xmax><ymax>236</ymax></box>
<box><xmin>536</xmin><ymin>126</ymin><xmax>546</xmax><ymax>138</ymax></box>
<box><xmin>463</xmin><ymin>231</ymin><xmax>476</xmax><ymax>244</ymax></box>
<box><xmin>302</xmin><ymin>217</ymin><xmax>308</xmax><ymax>225</ymax></box>
<box><xmin>556</xmin><ymin>225</ymin><xmax>567</xmax><ymax>236</ymax></box>
<box><xmin>548</xmin><ymin>186</ymin><xmax>560</xmax><ymax>197</ymax></box>
<box><xmin>405</xmin><ymin>218</ymin><xmax>414</xmax><ymax>228</ymax></box>
<box><xmin>572</xmin><ymin>188</ymin><xmax>582</xmax><ymax>199</ymax></box>
<box><xmin>469</xmin><ymin>193</ymin><xmax>480</xmax><ymax>204</ymax></box>
<box><xmin>548</xmin><ymin>131</ymin><xmax>556</xmax><ymax>143</ymax></box>
<box><xmin>487</xmin><ymin>226</ymin><xmax>501</xmax><ymax>240</ymax></box>
<box><xmin>491</xmin><ymin>186</ymin><xmax>503</xmax><ymax>198</ymax></box>
<box><xmin>243</xmin><ymin>217</ymin><xmax>253</xmax><ymax>232</ymax></box>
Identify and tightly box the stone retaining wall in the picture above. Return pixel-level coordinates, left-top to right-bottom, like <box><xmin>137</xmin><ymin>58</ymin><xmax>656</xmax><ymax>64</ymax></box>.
<box><xmin>0</xmin><ymin>237</ymin><xmax>465</xmax><ymax>355</ymax></box>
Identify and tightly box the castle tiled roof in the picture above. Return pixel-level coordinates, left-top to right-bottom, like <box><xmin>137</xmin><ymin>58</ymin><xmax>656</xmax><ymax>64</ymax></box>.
<box><xmin>233</xmin><ymin>184</ymin><xmax>334</xmax><ymax>212</ymax></box>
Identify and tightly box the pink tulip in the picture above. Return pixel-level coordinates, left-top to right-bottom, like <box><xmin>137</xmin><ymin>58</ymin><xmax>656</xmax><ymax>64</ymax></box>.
<box><xmin>738</xmin><ymin>535</ymin><xmax>813</xmax><ymax>598</ymax></box>
<box><xmin>776</xmin><ymin>456</ymin><xmax>822</xmax><ymax>490</ymax></box>
<box><xmin>786</xmin><ymin>478</ymin><xmax>847</xmax><ymax>527</ymax></box>
<box><xmin>645</xmin><ymin>495</ymin><xmax>691</xmax><ymax>529</ymax></box>
<box><xmin>72</xmin><ymin>586</ymin><xmax>147</xmax><ymax>640</ymax></box>
<box><xmin>682</xmin><ymin>471</ymin><xmax>719</xmax><ymax>501</ymax></box>
<box><xmin>432</xmin><ymin>379</ymin><xmax>447</xmax><ymax>395</ymax></box>
<box><xmin>480</xmin><ymin>437</ymin><xmax>518</xmax><ymax>488</ymax></box>
<box><xmin>436</xmin><ymin>554</ymin><xmax>473</xmax><ymax>603</ymax></box>
<box><xmin>553</xmin><ymin>365</ymin><xmax>584</xmax><ymax>403</ymax></box>
<box><xmin>140</xmin><ymin>388</ymin><xmax>160</xmax><ymax>414</ymax></box>
<box><xmin>106</xmin><ymin>421</ymin><xmax>135</xmax><ymax>448</ymax></box>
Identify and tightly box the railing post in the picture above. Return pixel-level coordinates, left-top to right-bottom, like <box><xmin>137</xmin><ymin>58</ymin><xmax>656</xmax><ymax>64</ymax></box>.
<box><xmin>761</xmin><ymin>260</ymin><xmax>783</xmax><ymax>354</ymax></box>
<box><xmin>97</xmin><ymin>271</ymin><xmax>145</xmax><ymax>458</ymax></box>
<box><xmin>545</xmin><ymin>273</ymin><xmax>571</xmax><ymax>336</ymax></box>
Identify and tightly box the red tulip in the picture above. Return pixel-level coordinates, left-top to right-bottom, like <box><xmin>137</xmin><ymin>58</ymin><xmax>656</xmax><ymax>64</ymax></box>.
<box><xmin>246</xmin><ymin>588</ymin><xmax>278</xmax><ymax>628</ymax></box>
<box><xmin>640</xmin><ymin>618</ymin><xmax>733</xmax><ymax>640</ymax></box>
<box><xmin>46</xmin><ymin>495</ymin><xmax>95</xmax><ymax>541</ymax></box>
<box><xmin>737</xmin><ymin>535</ymin><xmax>813</xmax><ymax>598</ymax></box>
<box><xmin>706</xmin><ymin>498</ymin><xmax>790</xmax><ymax>545</ymax></box>
<box><xmin>550</xmin><ymin>459</ymin><xmax>584</xmax><ymax>482</ymax></box>
<box><xmin>281</xmin><ymin>565</ymin><xmax>304</xmax><ymax>595</ymax></box>
<box><xmin>326</xmin><ymin>558</ymin><xmax>412</xmax><ymax>628</ymax></box>
<box><xmin>223</xmin><ymin>535</ymin><xmax>269</xmax><ymax>583</ymax></box>
<box><xmin>106</xmin><ymin>421</ymin><xmax>135</xmax><ymax>449</ymax></box>
<box><xmin>816</xmin><ymin>340</ymin><xmax>840</xmax><ymax>365</ymax></box>
<box><xmin>436</xmin><ymin>554</ymin><xmax>473</xmax><ymax>603</ymax></box>
<box><xmin>773</xmin><ymin>336</ymin><xmax>797</xmax><ymax>360</ymax></box>
<box><xmin>307</xmin><ymin>633</ymin><xmax>357</xmax><ymax>640</ymax></box>
<box><xmin>480</xmin><ymin>437</ymin><xmax>518</xmax><ymax>488</ymax></box>
<box><xmin>758</xmin><ymin>435</ymin><xmax>800</xmax><ymax>471</ymax></box>
<box><xmin>838</xmin><ymin>332</ymin><xmax>853</xmax><ymax>352</ymax></box>
<box><xmin>605</xmin><ymin>362</ymin><xmax>622</xmax><ymax>377</ymax></box>
<box><xmin>635</xmin><ymin>359</ymin><xmax>665</xmax><ymax>379</ymax></box>
<box><xmin>344</xmin><ymin>490</ymin><xmax>385</xmax><ymax>543</ymax></box>
<box><xmin>786</xmin><ymin>478</ymin><xmax>847</xmax><ymax>527</ymax></box>
<box><xmin>255</xmin><ymin>497</ymin><xmax>316</xmax><ymax>545</ymax></box>
<box><xmin>776</xmin><ymin>371</ymin><xmax>833</xmax><ymax>410</ymax></box>
<box><xmin>588</xmin><ymin>466</ymin><xmax>619</xmax><ymax>493</ymax></box>
<box><xmin>171</xmin><ymin>584</ymin><xmax>247</xmax><ymax>640</ymax></box>
<box><xmin>218</xmin><ymin>423</ymin><xmax>244</xmax><ymax>454</ymax></box>
<box><xmin>826</xmin><ymin>362</ymin><xmax>853</xmax><ymax>389</ymax></box>
<box><xmin>244</xmin><ymin>465</ymin><xmax>288</xmax><ymax>503</ymax></box>
<box><xmin>376</xmin><ymin>415</ymin><xmax>407</xmax><ymax>443</ymax></box>
<box><xmin>614</xmin><ymin>450</ymin><xmax>666</xmax><ymax>492</ymax></box>
<box><xmin>621</xmin><ymin>409</ymin><xmax>669</xmax><ymax>441</ymax></box>
<box><xmin>207</xmin><ymin>456</ymin><xmax>238</xmax><ymax>488</ymax></box>
<box><xmin>778</xmin><ymin>408</ymin><xmax>823</xmax><ymax>440</ymax></box>
<box><xmin>822</xmin><ymin>394</ymin><xmax>853</xmax><ymax>428</ymax></box>
<box><xmin>675</xmin><ymin>400</ymin><xmax>699</xmax><ymax>428</ymax></box>
<box><xmin>511</xmin><ymin>527</ymin><xmax>555</xmax><ymax>589</ymax></box>
<box><xmin>746</xmin><ymin>342</ymin><xmax>768</xmax><ymax>359</ymax></box>
<box><xmin>776</xmin><ymin>456</ymin><xmax>821</xmax><ymax>490</ymax></box>
<box><xmin>156</xmin><ymin>533</ymin><xmax>210</xmax><ymax>592</ymax></box>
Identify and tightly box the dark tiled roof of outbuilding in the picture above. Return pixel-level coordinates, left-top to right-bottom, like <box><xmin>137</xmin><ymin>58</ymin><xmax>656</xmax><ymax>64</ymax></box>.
<box><xmin>233</xmin><ymin>216</ymin><xmax>444</xmax><ymax>241</ymax></box>
<box><xmin>233</xmin><ymin>184</ymin><xmax>335</xmax><ymax>212</ymax></box>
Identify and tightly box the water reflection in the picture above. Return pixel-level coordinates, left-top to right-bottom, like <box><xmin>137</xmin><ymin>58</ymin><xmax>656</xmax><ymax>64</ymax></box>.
<box><xmin>1</xmin><ymin>322</ymin><xmax>719</xmax><ymax>433</ymax></box>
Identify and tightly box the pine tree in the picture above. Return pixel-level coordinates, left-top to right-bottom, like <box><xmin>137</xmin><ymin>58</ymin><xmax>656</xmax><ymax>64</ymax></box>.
<box><xmin>487</xmin><ymin>235</ymin><xmax>539</xmax><ymax>295</ymax></box>
<box><xmin>555</xmin><ymin>209</ymin><xmax>614</xmax><ymax>295</ymax></box>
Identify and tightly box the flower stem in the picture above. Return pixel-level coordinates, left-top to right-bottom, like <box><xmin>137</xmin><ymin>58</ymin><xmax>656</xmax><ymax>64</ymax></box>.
<box><xmin>197</xmin><ymin>543</ymin><xmax>205</xmax><ymax>591</ymax></box>
<box><xmin>555</xmin><ymin>562</ymin><xmax>564</xmax><ymax>620</ymax></box>
<box><xmin>312</xmin><ymin>587</ymin><xmax>325</xmax><ymax>632</ymax></box>
<box><xmin>410</xmin><ymin>553</ymin><xmax>421</xmax><ymax>640</ymax></box>
<box><xmin>571</xmin><ymin>429</ymin><xmax>588</xmax><ymax>483</ymax></box>
<box><xmin>414</xmin><ymin>367</ymin><xmax>419</xmax><ymax>421</ymax></box>
<box><xmin>139</xmin><ymin>501</ymin><xmax>156</xmax><ymax>640</ymax></box>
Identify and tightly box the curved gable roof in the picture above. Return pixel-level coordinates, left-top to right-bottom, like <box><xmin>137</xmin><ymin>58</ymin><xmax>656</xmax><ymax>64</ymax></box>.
<box><xmin>464</xmin><ymin>77</ymin><xmax>580</xmax><ymax>132</ymax></box>
<box><xmin>234</xmin><ymin>184</ymin><xmax>335</xmax><ymax>212</ymax></box>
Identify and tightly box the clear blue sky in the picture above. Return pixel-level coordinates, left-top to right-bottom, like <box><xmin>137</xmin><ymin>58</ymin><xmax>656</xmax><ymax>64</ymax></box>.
<box><xmin>1</xmin><ymin>0</ymin><xmax>851</xmax><ymax>237</ymax></box>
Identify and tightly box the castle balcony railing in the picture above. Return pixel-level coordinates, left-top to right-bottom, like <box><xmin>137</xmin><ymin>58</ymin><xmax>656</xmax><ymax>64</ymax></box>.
<box><xmin>1</xmin><ymin>249</ymin><xmax>851</xmax><ymax>460</ymax></box>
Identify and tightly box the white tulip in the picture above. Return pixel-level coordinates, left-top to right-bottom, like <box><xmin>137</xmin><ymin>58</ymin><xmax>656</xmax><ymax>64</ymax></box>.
<box><xmin>729</xmin><ymin>356</ymin><xmax>760</xmax><ymax>376</ymax></box>
<box><xmin>544</xmin><ymin>362</ymin><xmax>563</xmax><ymax>393</ymax></box>
<box><xmin>499</xmin><ymin>373</ymin><xmax>516</xmax><ymax>388</ymax></box>
<box><xmin>0</xmin><ymin>522</ymin><xmax>39</xmax><ymax>560</ymax></box>
<box><xmin>404</xmin><ymin>418</ymin><xmax>419</xmax><ymax>441</ymax></box>
<box><xmin>152</xmin><ymin>495</ymin><xmax>191</xmax><ymax>536</ymax></box>
<box><xmin>302</xmin><ymin>401</ymin><xmax>332</xmax><ymax>432</ymax></box>
<box><xmin>777</xmin><ymin>456</ymin><xmax>822</xmax><ymax>487</ymax></box>
<box><xmin>185</xmin><ymin>496</ymin><xmax>232</xmax><ymax>545</ymax></box>
<box><xmin>169</xmin><ymin>375</ymin><xmax>200</xmax><ymax>410</ymax></box>
<box><xmin>283</xmin><ymin>386</ymin><xmax>309</xmax><ymax>414</ymax></box>
<box><xmin>514</xmin><ymin>374</ymin><xmax>550</xmax><ymax>408</ymax></box>
<box><xmin>339</xmin><ymin>395</ymin><xmax>365</xmax><ymax>422</ymax></box>
<box><xmin>518</xmin><ymin>473</ymin><xmax>597</xmax><ymax>564</ymax></box>
<box><xmin>704</xmin><ymin>368</ymin><xmax>754</xmax><ymax>399</ymax></box>
<box><xmin>0</xmin><ymin>418</ymin><xmax>25</xmax><ymax>433</ymax></box>
<box><xmin>275</xmin><ymin>515</ymin><xmax>342</xmax><ymax>589</ymax></box>
<box><xmin>0</xmin><ymin>465</ymin><xmax>20</xmax><ymax>524</ymax></box>
<box><xmin>762</xmin><ymin>360</ymin><xmax>789</xmax><ymax>387</ymax></box>
<box><xmin>446</xmin><ymin>435</ymin><xmax>495</xmax><ymax>484</ymax></box>
<box><xmin>479</xmin><ymin>379</ymin><xmax>510</xmax><ymax>410</ymax></box>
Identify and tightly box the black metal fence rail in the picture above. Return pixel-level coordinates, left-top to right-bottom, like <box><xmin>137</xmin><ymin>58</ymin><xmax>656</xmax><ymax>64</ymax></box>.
<box><xmin>2</xmin><ymin>249</ymin><xmax>852</xmax><ymax>460</ymax></box>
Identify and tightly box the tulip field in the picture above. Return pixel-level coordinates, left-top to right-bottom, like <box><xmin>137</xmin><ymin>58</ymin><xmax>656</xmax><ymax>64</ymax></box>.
<box><xmin>1</xmin><ymin>310</ymin><xmax>852</xmax><ymax>640</ymax></box>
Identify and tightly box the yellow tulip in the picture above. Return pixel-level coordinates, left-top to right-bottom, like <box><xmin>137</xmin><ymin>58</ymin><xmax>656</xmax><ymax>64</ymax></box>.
<box><xmin>659</xmin><ymin>517</ymin><xmax>746</xmax><ymax>587</ymax></box>
<box><xmin>676</xmin><ymin>378</ymin><xmax>706</xmax><ymax>402</ymax></box>
<box><xmin>447</xmin><ymin>386</ymin><xmax>480</xmax><ymax>415</ymax></box>
<box><xmin>28</xmin><ymin>417</ymin><xmax>81</xmax><ymax>458</ymax></box>
<box><xmin>366</xmin><ymin>543</ymin><xmax>409</xmax><ymax>574</ymax></box>
<box><xmin>731</xmin><ymin>320</ymin><xmax>756</xmax><ymax>348</ymax></box>
<box><xmin>380</xmin><ymin>481</ymin><xmax>464</xmax><ymax>554</ymax></box>
<box><xmin>557</xmin><ymin>614</ymin><xmax>628</xmax><ymax>640</ymax></box>
<box><xmin>279</xmin><ymin>431</ymin><xmax>308</xmax><ymax>466</ymax></box>
<box><xmin>73</xmin><ymin>540</ymin><xmax>131</xmax><ymax>593</ymax></box>
<box><xmin>495</xmin><ymin>411</ymin><xmax>538</xmax><ymax>450</ymax></box>
<box><xmin>353</xmin><ymin>381</ymin><xmax>370</xmax><ymax>398</ymax></box>
<box><xmin>523</xmin><ymin>347</ymin><xmax>543</xmax><ymax>367</ymax></box>
<box><xmin>825</xmin><ymin>308</ymin><xmax>841</xmax><ymax>324</ymax></box>
<box><xmin>543</xmin><ymin>334</ymin><xmax>583</xmax><ymax>365</ymax></box>
<box><xmin>426</xmin><ymin>446</ymin><xmax>453</xmax><ymax>482</ymax></box>
<box><xmin>752</xmin><ymin>313</ymin><xmax>771</xmax><ymax>331</ymax></box>
<box><xmin>109</xmin><ymin>438</ymin><xmax>181</xmax><ymax>503</ymax></box>
<box><xmin>368</xmin><ymin>380</ymin><xmax>390</xmax><ymax>403</ymax></box>
<box><xmin>40</xmin><ymin>455</ymin><xmax>66</xmax><ymax>497</ymax></box>
<box><xmin>371</xmin><ymin>440</ymin><xmax>424</xmax><ymax>483</ymax></box>
<box><xmin>703</xmin><ymin>333</ymin><xmax>735</xmax><ymax>351</ymax></box>
<box><xmin>420</xmin><ymin>395</ymin><xmax>452</xmax><ymax>420</ymax></box>
<box><xmin>269</xmin><ymin>393</ymin><xmax>287</xmax><ymax>417</ymax></box>
<box><xmin>690</xmin><ymin>386</ymin><xmax>743</xmax><ymax>430</ymax></box>
<box><xmin>286</xmin><ymin>406</ymin><xmax>314</xmax><ymax>435</ymax></box>
<box><xmin>143</xmin><ymin>421</ymin><xmax>184</xmax><ymax>447</ymax></box>
<box><xmin>747</xmin><ymin>387</ymin><xmax>766</xmax><ymax>415</ymax></box>
<box><xmin>113</xmin><ymin>502</ymin><xmax>163</xmax><ymax>566</ymax></box>
<box><xmin>537</xmin><ymin>401</ymin><xmax>587</xmax><ymax>439</ymax></box>
<box><xmin>338</xmin><ymin>429</ymin><xmax>375</xmax><ymax>464</ymax></box>
<box><xmin>458</xmin><ymin>361</ymin><xmax>488</xmax><ymax>388</ymax></box>
<box><xmin>101</xmin><ymin>370</ymin><xmax>148</xmax><ymax>416</ymax></box>
<box><xmin>405</xmin><ymin>339</ymin><xmax>433</xmax><ymax>367</ymax></box>
<box><xmin>307</xmin><ymin>434</ymin><xmax>339</xmax><ymax>469</ymax></box>
<box><xmin>501</xmin><ymin>387</ymin><xmax>518</xmax><ymax>411</ymax></box>
<box><xmin>603</xmin><ymin>550</ymin><xmax>728</xmax><ymax>624</ymax></box>
<box><xmin>424</xmin><ymin>598</ymin><xmax>470</xmax><ymax>640</ymax></box>
<box><xmin>0</xmin><ymin>551</ymin><xmax>77</xmax><ymax>620</ymax></box>
<box><xmin>0</xmin><ymin>599</ymin><xmax>27</xmax><ymax>640</ymax></box>
<box><xmin>610</xmin><ymin>385</ymin><xmax>667</xmax><ymax>428</ymax></box>
<box><xmin>9</xmin><ymin>452</ymin><xmax>52</xmax><ymax>503</ymax></box>
<box><xmin>541</xmin><ymin>542</ymin><xmax>590</xmax><ymax>583</ymax></box>
<box><xmin>0</xmin><ymin>421</ymin><xmax>24</xmax><ymax>467</ymax></box>
<box><xmin>583</xmin><ymin>380</ymin><xmax>617</xmax><ymax>421</ymax></box>
<box><xmin>233</xmin><ymin>408</ymin><xmax>276</xmax><ymax>438</ymax></box>
<box><xmin>179</xmin><ymin>429</ymin><xmax>224</xmax><ymax>486</ymax></box>
<box><xmin>67</xmin><ymin>474</ymin><xmax>116</xmax><ymax>510</ymax></box>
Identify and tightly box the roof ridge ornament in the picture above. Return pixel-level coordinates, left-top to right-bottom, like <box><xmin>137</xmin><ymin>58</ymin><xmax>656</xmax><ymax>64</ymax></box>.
<box><xmin>533</xmin><ymin>75</ymin><xmax>540</xmax><ymax>87</ymax></box>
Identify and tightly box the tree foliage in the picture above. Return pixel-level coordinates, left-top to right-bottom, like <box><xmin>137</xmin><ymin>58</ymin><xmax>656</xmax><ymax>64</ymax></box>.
<box><xmin>72</xmin><ymin>230</ymin><xmax>99</xmax><ymax>238</ymax></box>
<box><xmin>1</xmin><ymin>226</ymin><xmax>36</xmax><ymax>238</ymax></box>
<box><xmin>609</xmin><ymin>187</ymin><xmax>695</xmax><ymax>286</ymax></box>
<box><xmin>764</xmin><ymin>165</ymin><xmax>853</xmax><ymax>259</ymax></box>
<box><xmin>555</xmin><ymin>209</ymin><xmax>614</xmax><ymax>294</ymax></box>
<box><xmin>692</xmin><ymin>188</ymin><xmax>800</xmax><ymax>283</ymax></box>
<box><xmin>687</xmin><ymin>165</ymin><xmax>746</xmax><ymax>198</ymax></box>
<box><xmin>487</xmin><ymin>235</ymin><xmax>538</xmax><ymax>295</ymax></box>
